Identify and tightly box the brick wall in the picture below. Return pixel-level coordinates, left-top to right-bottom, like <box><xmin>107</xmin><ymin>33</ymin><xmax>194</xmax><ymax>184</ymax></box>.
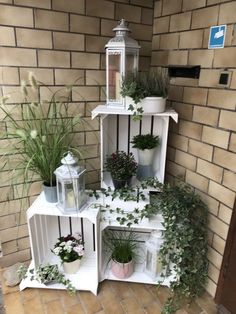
<box><xmin>152</xmin><ymin>0</ymin><xmax>236</xmax><ymax>297</ymax></box>
<box><xmin>0</xmin><ymin>0</ymin><xmax>154</xmax><ymax>267</ymax></box>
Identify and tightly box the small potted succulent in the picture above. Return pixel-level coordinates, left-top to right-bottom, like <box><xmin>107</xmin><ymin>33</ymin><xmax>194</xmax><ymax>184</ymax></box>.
<box><xmin>131</xmin><ymin>133</ymin><xmax>160</xmax><ymax>180</ymax></box>
<box><xmin>103</xmin><ymin>229</ymin><xmax>139</xmax><ymax>279</ymax></box>
<box><xmin>120</xmin><ymin>69</ymin><xmax>169</xmax><ymax>120</ymax></box>
<box><xmin>52</xmin><ymin>232</ymin><xmax>84</xmax><ymax>274</ymax></box>
<box><xmin>105</xmin><ymin>150</ymin><xmax>138</xmax><ymax>189</ymax></box>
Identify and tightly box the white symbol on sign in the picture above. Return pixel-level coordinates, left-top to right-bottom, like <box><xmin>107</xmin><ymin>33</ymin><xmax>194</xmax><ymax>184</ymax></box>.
<box><xmin>214</xmin><ymin>29</ymin><xmax>224</xmax><ymax>39</ymax></box>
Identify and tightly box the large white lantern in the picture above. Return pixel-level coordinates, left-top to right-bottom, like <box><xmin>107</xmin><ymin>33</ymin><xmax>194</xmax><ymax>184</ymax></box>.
<box><xmin>144</xmin><ymin>230</ymin><xmax>164</xmax><ymax>280</ymax></box>
<box><xmin>54</xmin><ymin>152</ymin><xmax>87</xmax><ymax>213</ymax></box>
<box><xmin>105</xmin><ymin>19</ymin><xmax>140</xmax><ymax>108</ymax></box>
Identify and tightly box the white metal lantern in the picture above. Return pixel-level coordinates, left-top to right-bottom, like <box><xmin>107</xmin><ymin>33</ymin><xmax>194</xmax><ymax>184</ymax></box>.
<box><xmin>144</xmin><ymin>230</ymin><xmax>164</xmax><ymax>280</ymax></box>
<box><xmin>105</xmin><ymin>19</ymin><xmax>140</xmax><ymax>108</ymax></box>
<box><xmin>54</xmin><ymin>152</ymin><xmax>87</xmax><ymax>213</ymax></box>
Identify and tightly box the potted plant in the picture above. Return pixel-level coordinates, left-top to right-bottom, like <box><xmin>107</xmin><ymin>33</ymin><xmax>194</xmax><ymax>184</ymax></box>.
<box><xmin>105</xmin><ymin>150</ymin><xmax>138</xmax><ymax>189</ymax></box>
<box><xmin>120</xmin><ymin>69</ymin><xmax>169</xmax><ymax>120</ymax></box>
<box><xmin>103</xmin><ymin>229</ymin><xmax>139</xmax><ymax>279</ymax></box>
<box><xmin>131</xmin><ymin>133</ymin><xmax>159</xmax><ymax>180</ymax></box>
<box><xmin>0</xmin><ymin>72</ymin><xmax>82</xmax><ymax>203</ymax></box>
<box><xmin>52</xmin><ymin>232</ymin><xmax>84</xmax><ymax>274</ymax></box>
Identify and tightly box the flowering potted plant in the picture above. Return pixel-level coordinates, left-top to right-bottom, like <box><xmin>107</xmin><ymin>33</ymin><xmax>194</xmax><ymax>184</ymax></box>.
<box><xmin>52</xmin><ymin>232</ymin><xmax>84</xmax><ymax>274</ymax></box>
<box><xmin>0</xmin><ymin>72</ymin><xmax>82</xmax><ymax>203</ymax></box>
<box><xmin>105</xmin><ymin>151</ymin><xmax>138</xmax><ymax>189</ymax></box>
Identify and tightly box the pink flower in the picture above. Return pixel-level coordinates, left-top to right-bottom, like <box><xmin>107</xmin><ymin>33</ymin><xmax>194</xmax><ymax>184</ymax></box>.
<box><xmin>73</xmin><ymin>245</ymin><xmax>84</xmax><ymax>256</ymax></box>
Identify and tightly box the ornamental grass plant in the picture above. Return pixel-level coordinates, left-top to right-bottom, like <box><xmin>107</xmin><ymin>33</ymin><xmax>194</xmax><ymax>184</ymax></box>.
<box><xmin>0</xmin><ymin>72</ymin><xmax>82</xmax><ymax>191</ymax></box>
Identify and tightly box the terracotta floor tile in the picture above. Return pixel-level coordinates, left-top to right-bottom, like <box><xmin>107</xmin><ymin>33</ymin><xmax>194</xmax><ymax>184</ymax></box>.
<box><xmin>98</xmin><ymin>288</ymin><xmax>125</xmax><ymax>313</ymax></box>
<box><xmin>143</xmin><ymin>301</ymin><xmax>162</xmax><ymax>314</ymax></box>
<box><xmin>45</xmin><ymin>299</ymin><xmax>64</xmax><ymax>314</ymax></box>
<box><xmin>39</xmin><ymin>288</ymin><xmax>59</xmax><ymax>303</ymax></box>
<box><xmin>66</xmin><ymin>303</ymin><xmax>85</xmax><ymax>314</ymax></box>
<box><xmin>155</xmin><ymin>286</ymin><xmax>171</xmax><ymax>305</ymax></box>
<box><xmin>109</xmin><ymin>281</ymin><xmax>133</xmax><ymax>300</ymax></box>
<box><xmin>21</xmin><ymin>288</ymin><xmax>39</xmax><ymax>301</ymax></box>
<box><xmin>57</xmin><ymin>290</ymin><xmax>79</xmax><ymax>308</ymax></box>
<box><xmin>24</xmin><ymin>295</ymin><xmax>44</xmax><ymax>314</ymax></box>
<box><xmin>4</xmin><ymin>291</ymin><xmax>24</xmax><ymax>314</ymax></box>
<box><xmin>78</xmin><ymin>291</ymin><xmax>103</xmax><ymax>314</ymax></box>
<box><xmin>121</xmin><ymin>297</ymin><xmax>146</xmax><ymax>313</ymax></box>
<box><xmin>130</xmin><ymin>282</ymin><xmax>154</xmax><ymax>306</ymax></box>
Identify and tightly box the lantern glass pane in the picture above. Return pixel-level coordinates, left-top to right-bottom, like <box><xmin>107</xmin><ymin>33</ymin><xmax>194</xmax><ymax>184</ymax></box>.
<box><xmin>65</xmin><ymin>182</ymin><xmax>76</xmax><ymax>209</ymax></box>
<box><xmin>58</xmin><ymin>181</ymin><xmax>63</xmax><ymax>204</ymax></box>
<box><xmin>125</xmin><ymin>52</ymin><xmax>136</xmax><ymax>75</ymax></box>
<box><xmin>146</xmin><ymin>250</ymin><xmax>153</xmax><ymax>272</ymax></box>
<box><xmin>78</xmin><ymin>174</ymin><xmax>85</xmax><ymax>207</ymax></box>
<box><xmin>108</xmin><ymin>52</ymin><xmax>121</xmax><ymax>103</ymax></box>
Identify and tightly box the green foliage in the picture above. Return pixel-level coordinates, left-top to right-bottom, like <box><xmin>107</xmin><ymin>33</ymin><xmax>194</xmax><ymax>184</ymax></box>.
<box><xmin>105</xmin><ymin>150</ymin><xmax>138</xmax><ymax>180</ymax></box>
<box><xmin>131</xmin><ymin>133</ymin><xmax>160</xmax><ymax>150</ymax></box>
<box><xmin>157</xmin><ymin>183</ymin><xmax>209</xmax><ymax>313</ymax></box>
<box><xmin>0</xmin><ymin>73</ymin><xmax>82</xmax><ymax>187</ymax></box>
<box><xmin>103</xmin><ymin>229</ymin><xmax>139</xmax><ymax>264</ymax></box>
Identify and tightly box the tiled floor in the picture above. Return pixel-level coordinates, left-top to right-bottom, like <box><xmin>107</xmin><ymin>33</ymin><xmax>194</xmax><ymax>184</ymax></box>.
<box><xmin>1</xmin><ymin>277</ymin><xmax>217</xmax><ymax>314</ymax></box>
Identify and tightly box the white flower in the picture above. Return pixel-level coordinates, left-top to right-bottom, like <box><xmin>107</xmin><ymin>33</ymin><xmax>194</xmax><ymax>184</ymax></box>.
<box><xmin>59</xmin><ymin>241</ymin><xmax>66</xmax><ymax>247</ymax></box>
<box><xmin>53</xmin><ymin>247</ymin><xmax>62</xmax><ymax>255</ymax></box>
<box><xmin>30</xmin><ymin>129</ymin><xmax>37</xmax><ymax>139</ymax></box>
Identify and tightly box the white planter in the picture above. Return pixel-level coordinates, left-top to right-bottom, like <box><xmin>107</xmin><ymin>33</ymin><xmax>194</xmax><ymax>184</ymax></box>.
<box><xmin>141</xmin><ymin>97</ymin><xmax>166</xmax><ymax>113</ymax></box>
<box><xmin>138</xmin><ymin>148</ymin><xmax>155</xmax><ymax>166</ymax></box>
<box><xmin>63</xmin><ymin>259</ymin><xmax>81</xmax><ymax>274</ymax></box>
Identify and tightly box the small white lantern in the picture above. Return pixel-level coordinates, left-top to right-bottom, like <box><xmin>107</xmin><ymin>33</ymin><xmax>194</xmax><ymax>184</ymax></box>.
<box><xmin>144</xmin><ymin>230</ymin><xmax>164</xmax><ymax>280</ymax></box>
<box><xmin>54</xmin><ymin>152</ymin><xmax>87</xmax><ymax>213</ymax></box>
<box><xmin>105</xmin><ymin>19</ymin><xmax>140</xmax><ymax>108</ymax></box>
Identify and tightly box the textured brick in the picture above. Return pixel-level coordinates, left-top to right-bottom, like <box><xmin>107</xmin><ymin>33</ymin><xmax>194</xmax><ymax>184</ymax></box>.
<box><xmin>198</xmin><ymin>191</ymin><xmax>219</xmax><ymax>215</ymax></box>
<box><xmin>214</xmin><ymin>47</ymin><xmax>236</xmax><ymax>68</ymax></box>
<box><xmin>179</xmin><ymin>30</ymin><xmax>203</xmax><ymax>49</ymax></box>
<box><xmin>208</xmin><ymin>263</ymin><xmax>220</xmax><ymax>284</ymax></box>
<box><xmin>189</xmin><ymin>139</ymin><xmax>213</xmax><ymax>161</ymax></box>
<box><xmin>168</xmin><ymin>133</ymin><xmax>188</xmax><ymax>151</ymax></box>
<box><xmin>168</xmin><ymin>50</ymin><xmax>188</xmax><ymax>65</ymax></box>
<box><xmin>0</xmin><ymin>4</ymin><xmax>33</xmax><ymax>27</ymax></box>
<box><xmin>214</xmin><ymin>147</ymin><xmax>236</xmax><ymax>173</ymax></box>
<box><xmin>182</xmin><ymin>0</ymin><xmax>206</xmax><ymax>11</ymax></box>
<box><xmin>175</xmin><ymin>150</ymin><xmax>196</xmax><ymax>171</ymax></box>
<box><xmin>162</xmin><ymin>0</ymin><xmax>182</xmax><ymax>15</ymax></box>
<box><xmin>160</xmin><ymin>33</ymin><xmax>179</xmax><ymax>50</ymax></box>
<box><xmin>208</xmin><ymin>89</ymin><xmax>236</xmax><ymax>110</ymax></box>
<box><xmin>202</xmin><ymin>126</ymin><xmax>229</xmax><ymax>149</ymax></box>
<box><xmin>38</xmin><ymin>50</ymin><xmax>70</xmax><ymax>68</ymax></box>
<box><xmin>219</xmin><ymin>2</ymin><xmax>236</xmax><ymax>24</ymax></box>
<box><xmin>229</xmin><ymin>133</ymin><xmax>236</xmax><ymax>153</ymax></box>
<box><xmin>72</xmin><ymin>52</ymin><xmax>100</xmax><ymax>69</ymax></box>
<box><xmin>87</xmin><ymin>0</ymin><xmax>114</xmax><ymax>19</ymax></box>
<box><xmin>0</xmin><ymin>26</ymin><xmax>15</xmax><ymax>46</ymax></box>
<box><xmin>199</xmin><ymin>69</ymin><xmax>221</xmax><ymax>88</ymax></box>
<box><xmin>2</xmin><ymin>240</ymin><xmax>17</xmax><ymax>255</ymax></box>
<box><xmin>183</xmin><ymin>87</ymin><xmax>207</xmax><ymax>106</ymax></box>
<box><xmin>197</xmin><ymin>159</ymin><xmax>223</xmax><ymax>183</ymax></box>
<box><xmin>193</xmin><ymin>106</ymin><xmax>219</xmax><ymax>127</ymax></box>
<box><xmin>130</xmin><ymin>23</ymin><xmax>153</xmax><ymax>41</ymax></box>
<box><xmin>0</xmin><ymin>47</ymin><xmax>36</xmax><ymax>66</ymax></box>
<box><xmin>55</xmin><ymin>69</ymin><xmax>84</xmax><ymax>85</ymax></box>
<box><xmin>16</xmin><ymin>28</ymin><xmax>52</xmax><ymax>49</ymax></box>
<box><xmin>86</xmin><ymin>36</ymin><xmax>108</xmax><ymax>53</ymax></box>
<box><xmin>209</xmin><ymin>213</ymin><xmax>229</xmax><ymax>241</ymax></box>
<box><xmin>153</xmin><ymin>16</ymin><xmax>169</xmax><ymax>34</ymax></box>
<box><xmin>86</xmin><ymin>70</ymin><xmax>106</xmax><ymax>85</ymax></box>
<box><xmin>189</xmin><ymin>50</ymin><xmax>214</xmax><ymax>68</ymax></box>
<box><xmin>154</xmin><ymin>1</ymin><xmax>162</xmax><ymax>17</ymax></box>
<box><xmin>168</xmin><ymin>85</ymin><xmax>183</xmax><ymax>102</ymax></box>
<box><xmin>172</xmin><ymin>102</ymin><xmax>193</xmax><ymax>120</ymax></box>
<box><xmin>142</xmin><ymin>8</ymin><xmax>153</xmax><ymax>25</ymax></box>
<box><xmin>209</xmin><ymin>180</ymin><xmax>235</xmax><ymax>208</ymax></box>
<box><xmin>72</xmin><ymin>87</ymin><xmax>99</xmax><ymax>101</ymax></box>
<box><xmin>35</xmin><ymin>9</ymin><xmax>68</xmax><ymax>31</ymax></box>
<box><xmin>166</xmin><ymin>161</ymin><xmax>186</xmax><ymax>178</ymax></box>
<box><xmin>219</xmin><ymin>204</ymin><xmax>232</xmax><ymax>225</ymax></box>
<box><xmin>52</xmin><ymin>0</ymin><xmax>84</xmax><ymax>14</ymax></box>
<box><xmin>186</xmin><ymin>170</ymin><xmax>209</xmax><ymax>192</ymax></box>
<box><xmin>140</xmin><ymin>41</ymin><xmax>152</xmax><ymax>56</ymax></box>
<box><xmin>223</xmin><ymin>170</ymin><xmax>236</xmax><ymax>193</ymax></box>
<box><xmin>170</xmin><ymin>12</ymin><xmax>191</xmax><ymax>32</ymax></box>
<box><xmin>101</xmin><ymin>19</ymin><xmax>117</xmax><ymax>37</ymax></box>
<box><xmin>179</xmin><ymin>120</ymin><xmax>202</xmax><ymax>140</ymax></box>
<box><xmin>53</xmin><ymin>32</ymin><xmax>84</xmax><ymax>51</ymax></box>
<box><xmin>0</xmin><ymin>67</ymin><xmax>19</xmax><ymax>85</ymax></box>
<box><xmin>70</xmin><ymin>14</ymin><xmax>100</xmax><ymax>35</ymax></box>
<box><xmin>192</xmin><ymin>6</ymin><xmax>218</xmax><ymax>29</ymax></box>
<box><xmin>212</xmin><ymin>234</ymin><xmax>225</xmax><ymax>255</ymax></box>
<box><xmin>116</xmin><ymin>3</ymin><xmax>141</xmax><ymax>23</ymax></box>
<box><xmin>20</xmin><ymin>68</ymin><xmax>53</xmax><ymax>85</ymax></box>
<box><xmin>14</xmin><ymin>0</ymin><xmax>50</xmax><ymax>8</ymax></box>
<box><xmin>131</xmin><ymin>0</ymin><xmax>153</xmax><ymax>7</ymax></box>
<box><xmin>219</xmin><ymin>110</ymin><xmax>236</xmax><ymax>132</ymax></box>
<box><xmin>152</xmin><ymin>51</ymin><xmax>168</xmax><ymax>66</ymax></box>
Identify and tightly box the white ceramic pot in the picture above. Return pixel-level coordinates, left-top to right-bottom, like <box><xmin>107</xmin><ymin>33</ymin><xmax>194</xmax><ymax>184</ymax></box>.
<box><xmin>141</xmin><ymin>97</ymin><xmax>166</xmax><ymax>113</ymax></box>
<box><xmin>63</xmin><ymin>259</ymin><xmax>81</xmax><ymax>274</ymax></box>
<box><xmin>111</xmin><ymin>259</ymin><xmax>134</xmax><ymax>279</ymax></box>
<box><xmin>138</xmin><ymin>148</ymin><xmax>155</xmax><ymax>166</ymax></box>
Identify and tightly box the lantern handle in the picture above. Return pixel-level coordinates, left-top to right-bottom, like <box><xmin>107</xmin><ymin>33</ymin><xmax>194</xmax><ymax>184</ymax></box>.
<box><xmin>61</xmin><ymin>151</ymin><xmax>78</xmax><ymax>165</ymax></box>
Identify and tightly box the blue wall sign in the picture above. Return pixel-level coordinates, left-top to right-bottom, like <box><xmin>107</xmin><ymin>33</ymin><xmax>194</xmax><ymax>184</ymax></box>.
<box><xmin>208</xmin><ymin>25</ymin><xmax>227</xmax><ymax>49</ymax></box>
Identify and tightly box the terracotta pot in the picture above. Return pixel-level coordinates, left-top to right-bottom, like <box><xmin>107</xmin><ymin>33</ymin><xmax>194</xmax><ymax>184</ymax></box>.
<box><xmin>63</xmin><ymin>259</ymin><xmax>81</xmax><ymax>274</ymax></box>
<box><xmin>111</xmin><ymin>259</ymin><xmax>134</xmax><ymax>279</ymax></box>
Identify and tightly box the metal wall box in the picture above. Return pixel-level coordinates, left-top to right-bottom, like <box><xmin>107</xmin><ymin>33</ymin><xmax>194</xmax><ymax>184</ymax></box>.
<box><xmin>168</xmin><ymin>65</ymin><xmax>201</xmax><ymax>79</ymax></box>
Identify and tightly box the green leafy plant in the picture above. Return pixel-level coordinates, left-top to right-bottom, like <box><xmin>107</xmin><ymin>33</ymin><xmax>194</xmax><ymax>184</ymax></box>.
<box><xmin>103</xmin><ymin>229</ymin><xmax>139</xmax><ymax>264</ymax></box>
<box><xmin>131</xmin><ymin>133</ymin><xmax>160</xmax><ymax>150</ymax></box>
<box><xmin>105</xmin><ymin>150</ymin><xmax>137</xmax><ymax>180</ymax></box>
<box><xmin>157</xmin><ymin>183</ymin><xmax>208</xmax><ymax>314</ymax></box>
<box><xmin>0</xmin><ymin>72</ymin><xmax>82</xmax><ymax>189</ymax></box>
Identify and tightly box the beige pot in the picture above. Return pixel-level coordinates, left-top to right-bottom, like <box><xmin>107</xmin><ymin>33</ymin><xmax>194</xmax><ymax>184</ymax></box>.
<box><xmin>63</xmin><ymin>259</ymin><xmax>81</xmax><ymax>274</ymax></box>
<box><xmin>141</xmin><ymin>97</ymin><xmax>166</xmax><ymax>113</ymax></box>
<box><xmin>137</xmin><ymin>148</ymin><xmax>155</xmax><ymax>166</ymax></box>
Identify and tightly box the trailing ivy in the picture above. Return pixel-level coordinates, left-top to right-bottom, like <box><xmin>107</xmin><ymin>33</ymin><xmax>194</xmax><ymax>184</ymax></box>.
<box><xmin>157</xmin><ymin>183</ymin><xmax>208</xmax><ymax>314</ymax></box>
